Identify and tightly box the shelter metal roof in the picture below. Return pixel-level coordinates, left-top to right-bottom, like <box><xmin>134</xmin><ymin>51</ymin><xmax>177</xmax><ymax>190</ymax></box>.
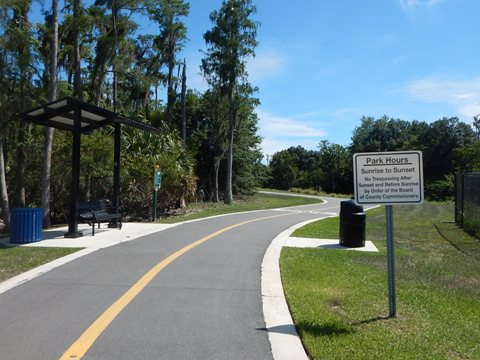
<box><xmin>21</xmin><ymin>96</ymin><xmax>160</xmax><ymax>134</ymax></box>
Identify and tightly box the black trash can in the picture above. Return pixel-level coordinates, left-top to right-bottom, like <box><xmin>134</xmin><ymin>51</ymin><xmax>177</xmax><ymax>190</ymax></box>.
<box><xmin>339</xmin><ymin>200</ymin><xmax>365</xmax><ymax>248</ymax></box>
<box><xmin>10</xmin><ymin>208</ymin><xmax>43</xmax><ymax>244</ymax></box>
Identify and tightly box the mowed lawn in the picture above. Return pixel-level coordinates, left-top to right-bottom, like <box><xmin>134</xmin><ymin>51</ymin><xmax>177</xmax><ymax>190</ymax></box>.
<box><xmin>158</xmin><ymin>192</ymin><xmax>323</xmax><ymax>223</ymax></box>
<box><xmin>281</xmin><ymin>202</ymin><xmax>480</xmax><ymax>359</ymax></box>
<box><xmin>0</xmin><ymin>245</ymin><xmax>79</xmax><ymax>283</ymax></box>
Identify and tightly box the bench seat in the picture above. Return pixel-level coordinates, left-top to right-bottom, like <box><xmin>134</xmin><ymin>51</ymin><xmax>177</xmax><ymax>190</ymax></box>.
<box><xmin>77</xmin><ymin>199</ymin><xmax>122</xmax><ymax>236</ymax></box>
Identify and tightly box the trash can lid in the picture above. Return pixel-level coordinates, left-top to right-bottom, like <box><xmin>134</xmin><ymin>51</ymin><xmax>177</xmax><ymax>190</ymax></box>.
<box><xmin>340</xmin><ymin>199</ymin><xmax>364</xmax><ymax>213</ymax></box>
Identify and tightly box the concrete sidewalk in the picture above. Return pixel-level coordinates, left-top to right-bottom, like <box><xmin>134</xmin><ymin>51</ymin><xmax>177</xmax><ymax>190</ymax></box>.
<box><xmin>0</xmin><ymin>222</ymin><xmax>177</xmax><ymax>249</ymax></box>
<box><xmin>285</xmin><ymin>236</ymin><xmax>378</xmax><ymax>252</ymax></box>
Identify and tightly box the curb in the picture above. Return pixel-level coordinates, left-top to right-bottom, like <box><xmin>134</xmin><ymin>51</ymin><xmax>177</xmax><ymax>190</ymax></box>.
<box><xmin>0</xmin><ymin>248</ymin><xmax>96</xmax><ymax>295</ymax></box>
<box><xmin>261</xmin><ymin>217</ymin><xmax>332</xmax><ymax>360</ymax></box>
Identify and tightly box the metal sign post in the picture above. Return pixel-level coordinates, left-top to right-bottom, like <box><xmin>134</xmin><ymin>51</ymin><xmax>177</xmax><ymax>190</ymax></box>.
<box><xmin>152</xmin><ymin>166</ymin><xmax>162</xmax><ymax>222</ymax></box>
<box><xmin>385</xmin><ymin>204</ymin><xmax>396</xmax><ymax>317</ymax></box>
<box><xmin>353</xmin><ymin>151</ymin><xmax>423</xmax><ymax>318</ymax></box>
<box><xmin>152</xmin><ymin>190</ymin><xmax>158</xmax><ymax>222</ymax></box>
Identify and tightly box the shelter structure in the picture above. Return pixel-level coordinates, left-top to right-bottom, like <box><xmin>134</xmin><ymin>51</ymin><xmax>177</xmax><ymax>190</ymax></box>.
<box><xmin>21</xmin><ymin>96</ymin><xmax>161</xmax><ymax>237</ymax></box>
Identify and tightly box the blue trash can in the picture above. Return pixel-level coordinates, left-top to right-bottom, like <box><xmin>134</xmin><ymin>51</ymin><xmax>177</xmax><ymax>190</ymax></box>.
<box><xmin>10</xmin><ymin>208</ymin><xmax>43</xmax><ymax>244</ymax></box>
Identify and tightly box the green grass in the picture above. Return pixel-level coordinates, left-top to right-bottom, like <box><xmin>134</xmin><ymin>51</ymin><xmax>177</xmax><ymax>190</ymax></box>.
<box><xmin>292</xmin><ymin>215</ymin><xmax>340</xmax><ymax>239</ymax></box>
<box><xmin>262</xmin><ymin>187</ymin><xmax>349</xmax><ymax>199</ymax></box>
<box><xmin>0</xmin><ymin>244</ymin><xmax>79</xmax><ymax>282</ymax></box>
<box><xmin>158</xmin><ymin>192</ymin><xmax>323</xmax><ymax>223</ymax></box>
<box><xmin>281</xmin><ymin>202</ymin><xmax>480</xmax><ymax>359</ymax></box>
<box><xmin>289</xmin><ymin>187</ymin><xmax>350</xmax><ymax>198</ymax></box>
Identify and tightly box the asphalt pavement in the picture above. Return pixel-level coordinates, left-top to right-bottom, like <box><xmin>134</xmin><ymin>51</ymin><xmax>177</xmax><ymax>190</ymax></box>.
<box><xmin>0</xmin><ymin>197</ymin><xmax>377</xmax><ymax>359</ymax></box>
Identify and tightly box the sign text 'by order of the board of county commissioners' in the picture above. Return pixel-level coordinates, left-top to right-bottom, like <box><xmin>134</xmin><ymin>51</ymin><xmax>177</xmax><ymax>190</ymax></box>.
<box><xmin>353</xmin><ymin>151</ymin><xmax>424</xmax><ymax>205</ymax></box>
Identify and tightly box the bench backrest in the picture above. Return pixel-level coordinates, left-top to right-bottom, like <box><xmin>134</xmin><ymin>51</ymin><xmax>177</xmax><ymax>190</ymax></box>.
<box><xmin>77</xmin><ymin>199</ymin><xmax>110</xmax><ymax>213</ymax></box>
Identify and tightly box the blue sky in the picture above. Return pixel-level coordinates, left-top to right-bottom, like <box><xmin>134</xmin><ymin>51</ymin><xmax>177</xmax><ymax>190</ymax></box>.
<box><xmin>33</xmin><ymin>0</ymin><xmax>480</xmax><ymax>157</ymax></box>
<box><xmin>170</xmin><ymin>0</ymin><xmax>480</xmax><ymax>157</ymax></box>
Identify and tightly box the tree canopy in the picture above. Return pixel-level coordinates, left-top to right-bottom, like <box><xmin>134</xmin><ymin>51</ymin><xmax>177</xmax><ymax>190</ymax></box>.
<box><xmin>0</xmin><ymin>0</ymin><xmax>264</xmax><ymax>230</ymax></box>
<box><xmin>267</xmin><ymin>115</ymin><xmax>479</xmax><ymax>199</ymax></box>
<box><xmin>201</xmin><ymin>0</ymin><xmax>258</xmax><ymax>204</ymax></box>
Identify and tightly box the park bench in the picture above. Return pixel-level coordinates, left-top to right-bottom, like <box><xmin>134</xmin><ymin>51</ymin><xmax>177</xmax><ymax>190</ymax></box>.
<box><xmin>77</xmin><ymin>199</ymin><xmax>122</xmax><ymax>236</ymax></box>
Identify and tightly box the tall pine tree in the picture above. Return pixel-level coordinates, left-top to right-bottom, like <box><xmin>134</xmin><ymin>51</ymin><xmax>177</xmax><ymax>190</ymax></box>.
<box><xmin>201</xmin><ymin>0</ymin><xmax>258</xmax><ymax>204</ymax></box>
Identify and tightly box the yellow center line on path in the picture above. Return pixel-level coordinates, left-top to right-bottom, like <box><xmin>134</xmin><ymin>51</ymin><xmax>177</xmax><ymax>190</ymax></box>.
<box><xmin>59</xmin><ymin>213</ymin><xmax>291</xmax><ymax>360</ymax></box>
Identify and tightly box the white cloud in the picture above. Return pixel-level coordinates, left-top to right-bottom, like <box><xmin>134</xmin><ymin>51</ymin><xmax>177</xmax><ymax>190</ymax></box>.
<box><xmin>186</xmin><ymin>46</ymin><xmax>287</xmax><ymax>91</ymax></box>
<box><xmin>459</xmin><ymin>104</ymin><xmax>480</xmax><ymax>118</ymax></box>
<box><xmin>328</xmin><ymin>107</ymin><xmax>359</xmax><ymax>118</ymax></box>
<box><xmin>406</xmin><ymin>76</ymin><xmax>480</xmax><ymax>118</ymax></box>
<box><xmin>398</xmin><ymin>0</ymin><xmax>445</xmax><ymax>19</ymax></box>
<box><xmin>184</xmin><ymin>51</ymin><xmax>208</xmax><ymax>93</ymax></box>
<box><xmin>294</xmin><ymin>111</ymin><xmax>322</xmax><ymax>119</ymax></box>
<box><xmin>399</xmin><ymin>0</ymin><xmax>444</xmax><ymax>11</ymax></box>
<box><xmin>188</xmin><ymin>70</ymin><xmax>208</xmax><ymax>93</ymax></box>
<box><xmin>258</xmin><ymin>110</ymin><xmax>327</xmax><ymax>138</ymax></box>
<box><xmin>260</xmin><ymin>138</ymin><xmax>320</xmax><ymax>159</ymax></box>
<box><xmin>257</xmin><ymin>110</ymin><xmax>327</xmax><ymax>156</ymax></box>
<box><xmin>247</xmin><ymin>48</ymin><xmax>287</xmax><ymax>83</ymax></box>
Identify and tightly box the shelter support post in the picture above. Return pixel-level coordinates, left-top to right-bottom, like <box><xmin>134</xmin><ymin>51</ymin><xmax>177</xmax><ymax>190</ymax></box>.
<box><xmin>109</xmin><ymin>122</ymin><xmax>121</xmax><ymax>228</ymax></box>
<box><xmin>65</xmin><ymin>106</ymin><xmax>83</xmax><ymax>238</ymax></box>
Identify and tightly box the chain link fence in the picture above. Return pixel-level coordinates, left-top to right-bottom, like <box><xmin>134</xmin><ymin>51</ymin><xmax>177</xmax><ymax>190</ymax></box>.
<box><xmin>455</xmin><ymin>173</ymin><xmax>480</xmax><ymax>238</ymax></box>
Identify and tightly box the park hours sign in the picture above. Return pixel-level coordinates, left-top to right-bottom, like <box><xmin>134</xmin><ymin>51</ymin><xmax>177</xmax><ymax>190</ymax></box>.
<box><xmin>353</xmin><ymin>151</ymin><xmax>424</xmax><ymax>205</ymax></box>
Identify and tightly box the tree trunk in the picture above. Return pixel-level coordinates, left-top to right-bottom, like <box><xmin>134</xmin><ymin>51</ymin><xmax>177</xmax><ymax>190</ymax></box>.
<box><xmin>112</xmin><ymin>2</ymin><xmax>118</xmax><ymax>112</ymax></box>
<box><xmin>474</xmin><ymin>115</ymin><xmax>480</xmax><ymax>140</ymax></box>
<box><xmin>42</xmin><ymin>0</ymin><xmax>58</xmax><ymax>228</ymax></box>
<box><xmin>92</xmin><ymin>71</ymin><xmax>105</xmax><ymax>105</ymax></box>
<box><xmin>15</xmin><ymin>123</ymin><xmax>28</xmax><ymax>207</ymax></box>
<box><xmin>42</xmin><ymin>127</ymin><xmax>54</xmax><ymax>226</ymax></box>
<box><xmin>166</xmin><ymin>38</ymin><xmax>176</xmax><ymax>123</ymax></box>
<box><xmin>213</xmin><ymin>156</ymin><xmax>221</xmax><ymax>203</ymax></box>
<box><xmin>224</xmin><ymin>120</ymin><xmax>234</xmax><ymax>204</ymax></box>
<box><xmin>16</xmin><ymin>37</ymin><xmax>30</xmax><ymax>208</ymax></box>
<box><xmin>85</xmin><ymin>174</ymin><xmax>91</xmax><ymax>201</ymax></box>
<box><xmin>73</xmin><ymin>0</ymin><xmax>82</xmax><ymax>99</ymax></box>
<box><xmin>181</xmin><ymin>59</ymin><xmax>187</xmax><ymax>146</ymax></box>
<box><xmin>224</xmin><ymin>92</ymin><xmax>236</xmax><ymax>205</ymax></box>
<box><xmin>0</xmin><ymin>138</ymin><xmax>10</xmax><ymax>229</ymax></box>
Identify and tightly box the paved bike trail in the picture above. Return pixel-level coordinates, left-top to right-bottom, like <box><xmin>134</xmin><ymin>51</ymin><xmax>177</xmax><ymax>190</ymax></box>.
<box><xmin>0</xmin><ymin>199</ymin><xmax>342</xmax><ymax>359</ymax></box>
